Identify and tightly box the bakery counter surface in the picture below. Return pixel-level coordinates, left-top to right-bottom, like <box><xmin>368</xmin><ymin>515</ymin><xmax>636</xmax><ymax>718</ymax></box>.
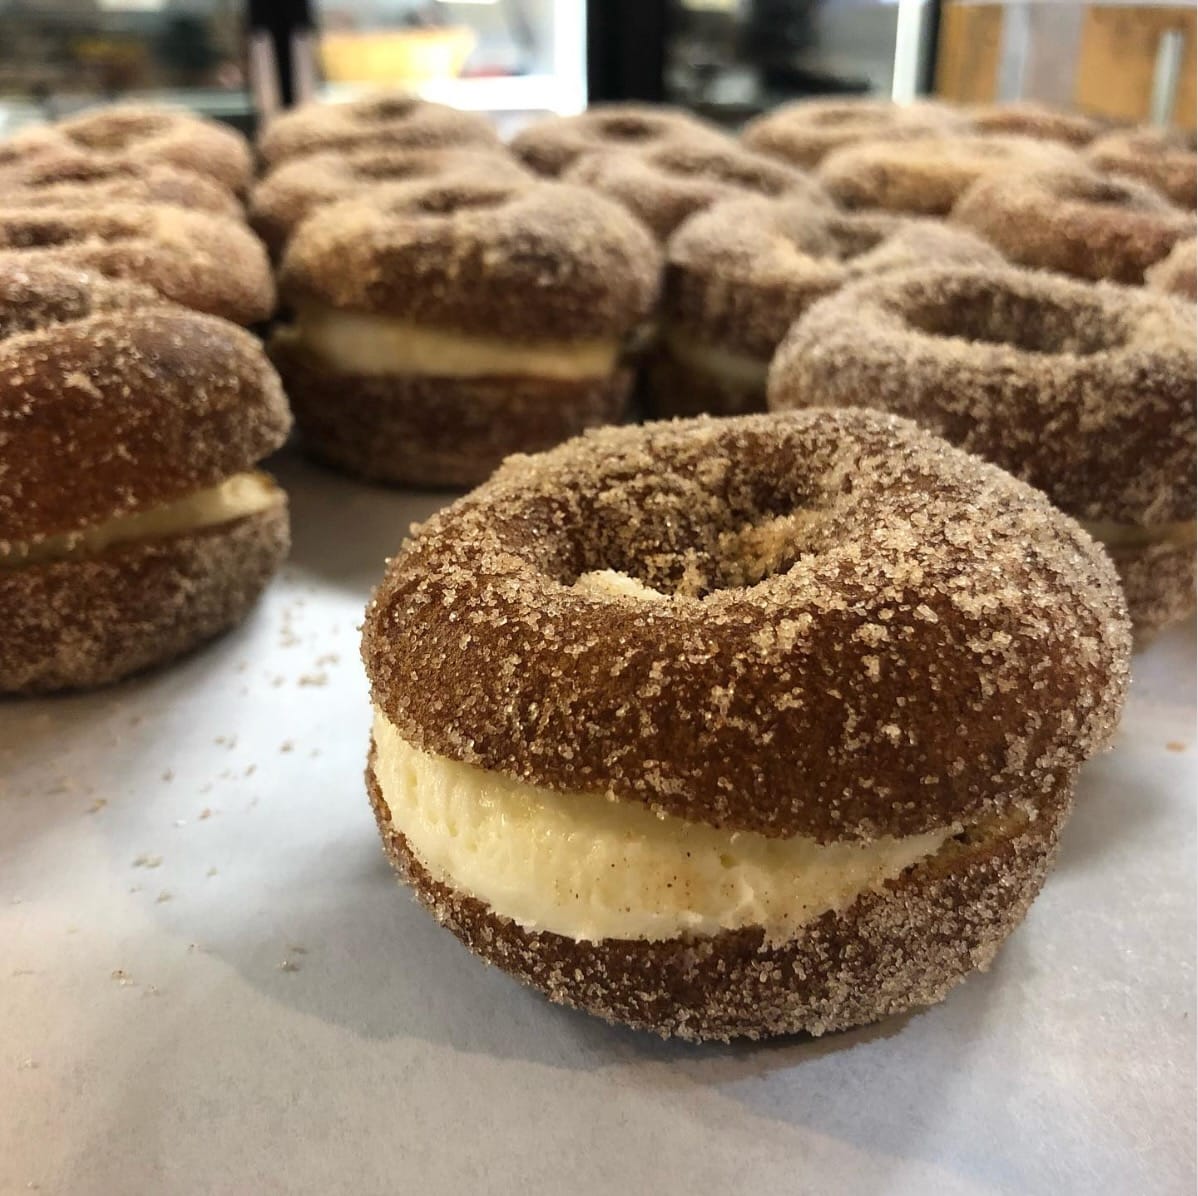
<box><xmin>1</xmin><ymin>450</ymin><xmax>1194</xmax><ymax>1196</ymax></box>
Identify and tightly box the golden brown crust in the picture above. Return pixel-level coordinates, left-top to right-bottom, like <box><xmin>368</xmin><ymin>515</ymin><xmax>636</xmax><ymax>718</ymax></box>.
<box><xmin>250</xmin><ymin>146</ymin><xmax>531</xmax><ymax>256</ymax></box>
<box><xmin>279</xmin><ymin>178</ymin><xmax>660</xmax><ymax>341</ymax></box>
<box><xmin>362</xmin><ymin>409</ymin><xmax>1129</xmax><ymax>842</ymax></box>
<box><xmin>1145</xmin><ymin>237</ymin><xmax>1197</xmax><ymax>300</ymax></box>
<box><xmin>768</xmin><ymin>266</ymin><xmax>1196</xmax><ymax>525</ymax></box>
<box><xmin>0</xmin><ymin>263</ymin><xmax>292</xmax><ymax>541</ymax></box>
<box><xmin>258</xmin><ymin>94</ymin><xmax>500</xmax><ymax>168</ymax></box>
<box><xmin>967</xmin><ymin>101</ymin><xmax>1104</xmax><ymax>146</ymax></box>
<box><xmin>0</xmin><ymin>202</ymin><xmax>274</xmax><ymax>325</ymax></box>
<box><xmin>741</xmin><ymin>98</ymin><xmax>966</xmax><ymax>169</ymax></box>
<box><xmin>368</xmin><ymin>753</ymin><xmax>1071</xmax><ymax>1041</ymax></box>
<box><xmin>11</xmin><ymin>105</ymin><xmax>253</xmax><ymax>194</ymax></box>
<box><xmin>1107</xmin><ymin>539</ymin><xmax>1196</xmax><ymax>639</ymax></box>
<box><xmin>664</xmin><ymin>197</ymin><xmax>1003</xmax><ymax>359</ymax></box>
<box><xmin>1087</xmin><ymin>127</ymin><xmax>1197</xmax><ymax>209</ymax></box>
<box><xmin>952</xmin><ymin>167</ymin><xmax>1192</xmax><ymax>284</ymax></box>
<box><xmin>818</xmin><ymin>134</ymin><xmax>1080</xmax><ymax>215</ymax></box>
<box><xmin>643</xmin><ymin>342</ymin><xmax>767</xmax><ymax>419</ymax></box>
<box><xmin>0</xmin><ymin>505</ymin><xmax>288</xmax><ymax>694</ymax></box>
<box><xmin>511</xmin><ymin>104</ymin><xmax>732</xmax><ymax>177</ymax></box>
<box><xmin>563</xmin><ymin>142</ymin><xmax>830</xmax><ymax>240</ymax></box>
<box><xmin>0</xmin><ymin>150</ymin><xmax>241</xmax><ymax>218</ymax></box>
<box><xmin>272</xmin><ymin>336</ymin><xmax>631</xmax><ymax>489</ymax></box>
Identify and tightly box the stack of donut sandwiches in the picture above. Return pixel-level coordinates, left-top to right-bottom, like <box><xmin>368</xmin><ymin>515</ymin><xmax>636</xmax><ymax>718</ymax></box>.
<box><xmin>4</xmin><ymin>92</ymin><xmax>1194</xmax><ymax>1041</ymax></box>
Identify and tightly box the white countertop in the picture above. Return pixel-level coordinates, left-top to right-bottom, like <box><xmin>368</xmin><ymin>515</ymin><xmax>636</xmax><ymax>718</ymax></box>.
<box><xmin>1</xmin><ymin>450</ymin><xmax>1194</xmax><ymax>1196</ymax></box>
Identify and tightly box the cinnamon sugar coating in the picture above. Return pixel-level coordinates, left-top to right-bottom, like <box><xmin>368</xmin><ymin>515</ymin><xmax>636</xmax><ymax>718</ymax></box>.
<box><xmin>363</xmin><ymin>409</ymin><xmax>1129</xmax><ymax>843</ymax></box>
<box><xmin>511</xmin><ymin>103</ymin><xmax>731</xmax><ymax>177</ymax></box>
<box><xmin>1087</xmin><ymin>127</ymin><xmax>1197</xmax><ymax>209</ymax></box>
<box><xmin>369</xmin><ymin>750</ymin><xmax>1069</xmax><ymax>1040</ymax></box>
<box><xmin>818</xmin><ymin>134</ymin><xmax>1080</xmax><ymax>215</ymax></box>
<box><xmin>952</xmin><ymin>166</ymin><xmax>1192</xmax><ymax>284</ymax></box>
<box><xmin>0</xmin><ymin>506</ymin><xmax>288</xmax><ymax>694</ymax></box>
<box><xmin>250</xmin><ymin>146</ymin><xmax>531</xmax><ymax>256</ymax></box>
<box><xmin>0</xmin><ymin>261</ymin><xmax>291</xmax><ymax>542</ymax></box>
<box><xmin>1107</xmin><ymin>540</ymin><xmax>1196</xmax><ymax>641</ymax></box>
<box><xmin>280</xmin><ymin>178</ymin><xmax>659</xmax><ymax>341</ymax></box>
<box><xmin>0</xmin><ymin>150</ymin><xmax>241</xmax><ymax>218</ymax></box>
<box><xmin>967</xmin><ymin>101</ymin><xmax>1104</xmax><ymax>147</ymax></box>
<box><xmin>1146</xmin><ymin>237</ymin><xmax>1196</xmax><ymax>301</ymax></box>
<box><xmin>664</xmin><ymin>197</ymin><xmax>1002</xmax><ymax>359</ymax></box>
<box><xmin>563</xmin><ymin>142</ymin><xmax>830</xmax><ymax>240</ymax></box>
<box><xmin>10</xmin><ymin>104</ymin><xmax>253</xmax><ymax>194</ymax></box>
<box><xmin>742</xmin><ymin>98</ymin><xmax>966</xmax><ymax>170</ymax></box>
<box><xmin>769</xmin><ymin>267</ymin><xmax>1195</xmax><ymax>526</ymax></box>
<box><xmin>273</xmin><ymin>338</ymin><xmax>631</xmax><ymax>488</ymax></box>
<box><xmin>0</xmin><ymin>202</ymin><xmax>274</xmax><ymax>325</ymax></box>
<box><xmin>258</xmin><ymin>93</ymin><xmax>500</xmax><ymax>168</ymax></box>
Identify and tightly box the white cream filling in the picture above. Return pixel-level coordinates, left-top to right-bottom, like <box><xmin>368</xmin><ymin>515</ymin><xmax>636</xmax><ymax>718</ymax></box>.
<box><xmin>373</xmin><ymin>711</ymin><xmax>957</xmax><ymax>944</ymax></box>
<box><xmin>1081</xmin><ymin>518</ymin><xmax>1197</xmax><ymax>551</ymax></box>
<box><xmin>294</xmin><ymin>305</ymin><xmax>620</xmax><ymax>381</ymax></box>
<box><xmin>2</xmin><ymin>472</ymin><xmax>283</xmax><ymax>568</ymax></box>
<box><xmin>663</xmin><ymin>326</ymin><xmax>770</xmax><ymax>389</ymax></box>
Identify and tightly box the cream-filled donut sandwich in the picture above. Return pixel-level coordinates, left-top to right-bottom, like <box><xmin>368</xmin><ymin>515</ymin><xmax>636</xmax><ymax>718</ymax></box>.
<box><xmin>362</xmin><ymin>409</ymin><xmax>1130</xmax><ymax>1040</ymax></box>
<box><xmin>0</xmin><ymin>202</ymin><xmax>274</xmax><ymax>325</ymax></box>
<box><xmin>0</xmin><ymin>263</ymin><xmax>291</xmax><ymax>693</ymax></box>
<box><xmin>647</xmin><ymin>196</ymin><xmax>1001</xmax><ymax>417</ymax></box>
<box><xmin>257</xmin><ymin>92</ymin><xmax>501</xmax><ymax>170</ymax></box>
<box><xmin>272</xmin><ymin>177</ymin><xmax>659</xmax><ymax>487</ymax></box>
<box><xmin>769</xmin><ymin>265</ymin><xmax>1197</xmax><ymax>637</ymax></box>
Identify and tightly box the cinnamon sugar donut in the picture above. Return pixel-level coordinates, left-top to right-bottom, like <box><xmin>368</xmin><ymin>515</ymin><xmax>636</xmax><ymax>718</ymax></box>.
<box><xmin>1146</xmin><ymin>237</ymin><xmax>1197</xmax><ymax>301</ymax></box>
<box><xmin>742</xmin><ymin>98</ymin><xmax>965</xmax><ymax>169</ymax></box>
<box><xmin>10</xmin><ymin>104</ymin><xmax>253</xmax><ymax>195</ymax></box>
<box><xmin>952</xmin><ymin>166</ymin><xmax>1193</xmax><ymax>284</ymax></box>
<box><xmin>0</xmin><ymin>149</ymin><xmax>241</xmax><ymax>219</ymax></box>
<box><xmin>362</xmin><ymin>408</ymin><xmax>1129</xmax><ymax>1040</ymax></box>
<box><xmin>1087</xmin><ymin>127</ymin><xmax>1197</xmax><ymax>209</ymax></box>
<box><xmin>818</xmin><ymin>134</ymin><xmax>1080</xmax><ymax>215</ymax></box>
<box><xmin>0</xmin><ymin>262</ymin><xmax>291</xmax><ymax>693</ymax></box>
<box><xmin>968</xmin><ymin>101</ymin><xmax>1103</xmax><ymax>147</ymax></box>
<box><xmin>250</xmin><ymin>146</ymin><xmax>531</xmax><ymax>257</ymax></box>
<box><xmin>0</xmin><ymin>203</ymin><xmax>274</xmax><ymax>325</ymax></box>
<box><xmin>510</xmin><ymin>103</ymin><xmax>731</xmax><ymax>177</ymax></box>
<box><xmin>258</xmin><ymin>93</ymin><xmax>500</xmax><ymax>169</ymax></box>
<box><xmin>647</xmin><ymin>197</ymin><xmax>1002</xmax><ymax>417</ymax></box>
<box><xmin>564</xmin><ymin>142</ymin><xmax>830</xmax><ymax>240</ymax></box>
<box><xmin>273</xmin><ymin>177</ymin><xmax>659</xmax><ymax>487</ymax></box>
<box><xmin>769</xmin><ymin>265</ymin><xmax>1196</xmax><ymax>635</ymax></box>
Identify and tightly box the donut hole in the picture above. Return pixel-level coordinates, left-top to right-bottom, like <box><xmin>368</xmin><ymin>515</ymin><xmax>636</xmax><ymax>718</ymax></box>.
<box><xmin>401</xmin><ymin>183</ymin><xmax>515</xmax><ymax>217</ymax></box>
<box><xmin>827</xmin><ymin>222</ymin><xmax>891</xmax><ymax>261</ymax></box>
<box><xmin>355</xmin><ymin>158</ymin><xmax>433</xmax><ymax>183</ymax></box>
<box><xmin>655</xmin><ymin>148</ymin><xmax>793</xmax><ymax>196</ymax></box>
<box><xmin>67</xmin><ymin>112</ymin><xmax>170</xmax><ymax>150</ymax></box>
<box><xmin>595</xmin><ymin>115</ymin><xmax>661</xmax><ymax>144</ymax></box>
<box><xmin>1055</xmin><ymin>176</ymin><xmax>1138</xmax><ymax>208</ymax></box>
<box><xmin>901</xmin><ymin>287</ymin><xmax>1124</xmax><ymax>356</ymax></box>
<box><xmin>3</xmin><ymin>220</ymin><xmax>80</xmax><ymax>249</ymax></box>
<box><xmin>361</xmin><ymin>96</ymin><xmax>418</xmax><ymax>123</ymax></box>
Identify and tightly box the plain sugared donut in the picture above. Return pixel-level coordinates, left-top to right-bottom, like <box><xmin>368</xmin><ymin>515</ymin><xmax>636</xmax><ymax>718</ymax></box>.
<box><xmin>818</xmin><ymin>133</ymin><xmax>1080</xmax><ymax>214</ymax></box>
<box><xmin>647</xmin><ymin>196</ymin><xmax>1002</xmax><ymax>417</ymax></box>
<box><xmin>9</xmin><ymin>104</ymin><xmax>253</xmax><ymax>195</ymax></box>
<box><xmin>968</xmin><ymin>101</ymin><xmax>1104</xmax><ymax>147</ymax></box>
<box><xmin>1146</xmin><ymin>237</ymin><xmax>1197</xmax><ymax>301</ymax></box>
<box><xmin>741</xmin><ymin>98</ymin><xmax>965</xmax><ymax>169</ymax></box>
<box><xmin>0</xmin><ymin>203</ymin><xmax>274</xmax><ymax>325</ymax></box>
<box><xmin>1087</xmin><ymin>127</ymin><xmax>1197</xmax><ymax>209</ymax></box>
<box><xmin>510</xmin><ymin>103</ymin><xmax>731</xmax><ymax>177</ymax></box>
<box><xmin>0</xmin><ymin>149</ymin><xmax>241</xmax><ymax>219</ymax></box>
<box><xmin>250</xmin><ymin>146</ymin><xmax>531</xmax><ymax>256</ymax></box>
<box><xmin>273</xmin><ymin>177</ymin><xmax>660</xmax><ymax>486</ymax></box>
<box><xmin>0</xmin><ymin>261</ymin><xmax>291</xmax><ymax>693</ymax></box>
<box><xmin>563</xmin><ymin>142</ymin><xmax>830</xmax><ymax>239</ymax></box>
<box><xmin>257</xmin><ymin>93</ymin><xmax>500</xmax><ymax>168</ymax></box>
<box><xmin>362</xmin><ymin>407</ymin><xmax>1129</xmax><ymax>1040</ymax></box>
<box><xmin>768</xmin><ymin>265</ymin><xmax>1196</xmax><ymax>634</ymax></box>
<box><xmin>952</xmin><ymin>166</ymin><xmax>1193</xmax><ymax>284</ymax></box>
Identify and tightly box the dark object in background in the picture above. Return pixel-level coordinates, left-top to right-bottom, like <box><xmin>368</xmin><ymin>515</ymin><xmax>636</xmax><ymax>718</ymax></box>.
<box><xmin>587</xmin><ymin>0</ymin><xmax>669</xmax><ymax>103</ymax></box>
